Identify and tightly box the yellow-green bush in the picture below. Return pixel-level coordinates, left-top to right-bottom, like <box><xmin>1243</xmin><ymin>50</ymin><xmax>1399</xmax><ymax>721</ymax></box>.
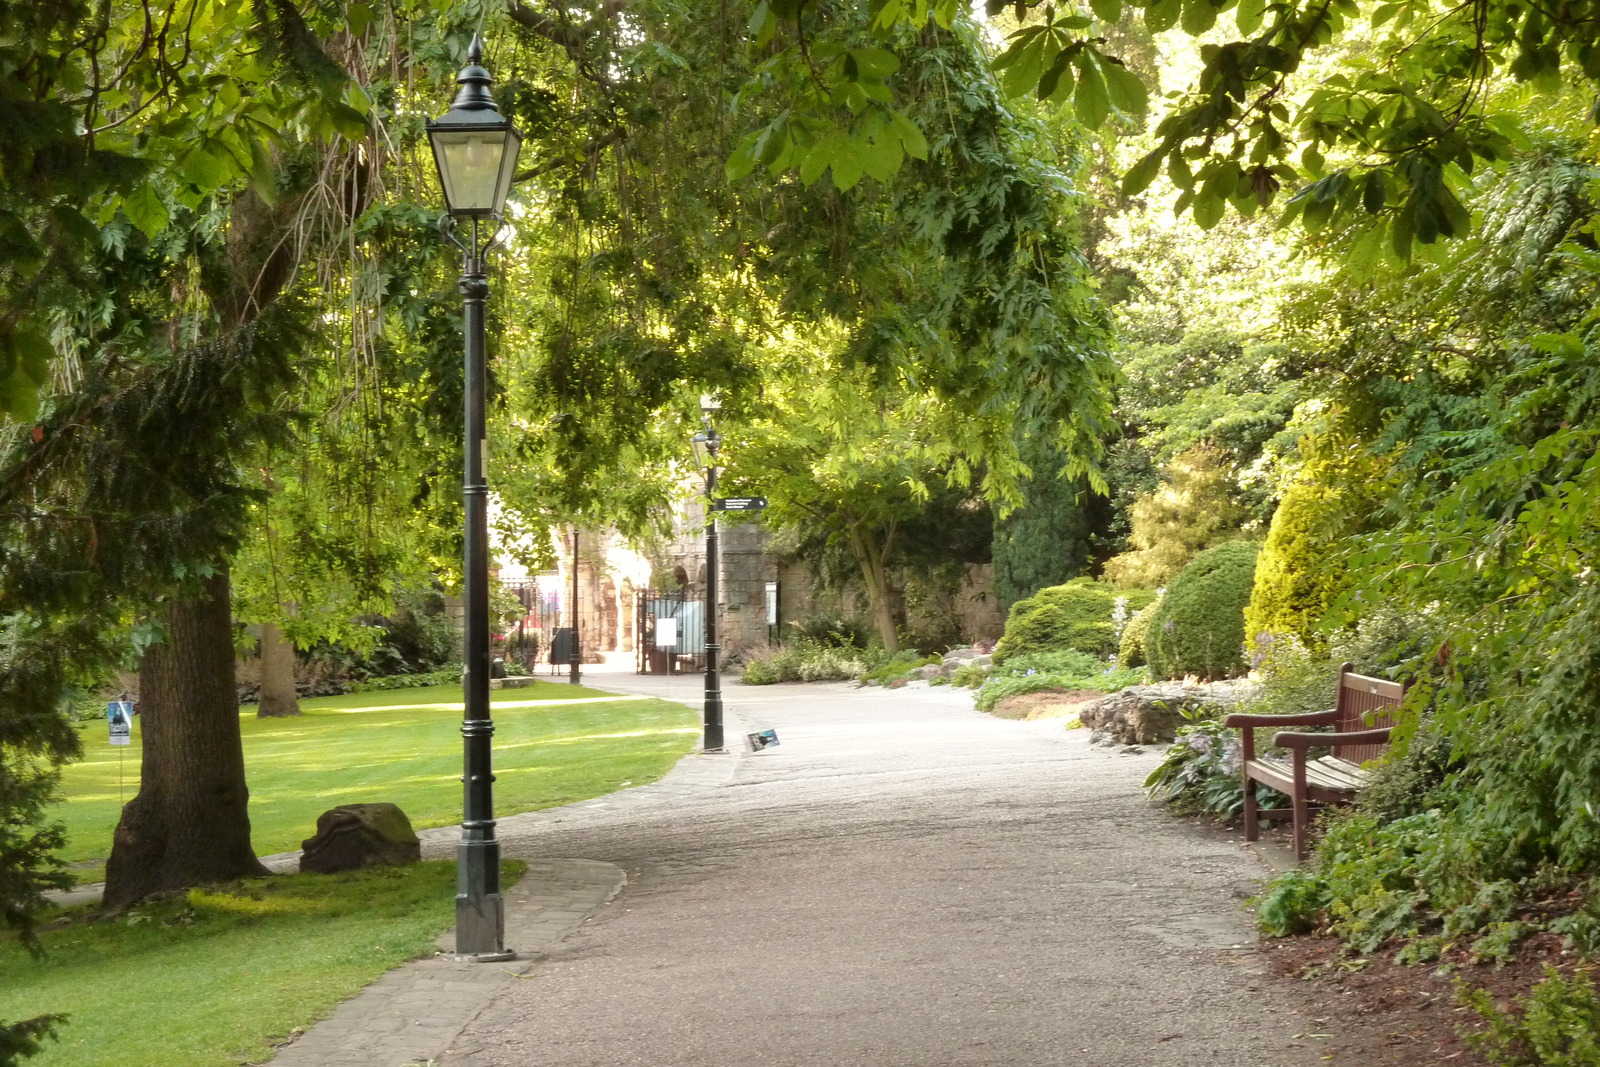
<box><xmin>1244</xmin><ymin>445</ymin><xmax>1386</xmax><ymax>648</ymax></box>
<box><xmin>1146</xmin><ymin>540</ymin><xmax>1261</xmax><ymax>680</ymax></box>
<box><xmin>993</xmin><ymin>579</ymin><xmax>1109</xmax><ymax>663</ymax></box>
<box><xmin>1118</xmin><ymin>598</ymin><xmax>1161</xmax><ymax>668</ymax></box>
<box><xmin>1102</xmin><ymin>445</ymin><xmax>1249</xmax><ymax>588</ymax></box>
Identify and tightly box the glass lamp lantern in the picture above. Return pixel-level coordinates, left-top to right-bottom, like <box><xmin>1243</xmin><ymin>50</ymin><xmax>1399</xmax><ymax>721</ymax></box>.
<box><xmin>427</xmin><ymin>36</ymin><xmax>523</xmax><ymax>219</ymax></box>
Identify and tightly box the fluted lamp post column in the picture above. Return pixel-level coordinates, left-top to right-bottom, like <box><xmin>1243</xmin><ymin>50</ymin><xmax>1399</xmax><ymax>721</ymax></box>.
<box><xmin>690</xmin><ymin>396</ymin><xmax>724</xmax><ymax>753</ymax></box>
<box><xmin>427</xmin><ymin>34</ymin><xmax>522</xmax><ymax>963</ymax></box>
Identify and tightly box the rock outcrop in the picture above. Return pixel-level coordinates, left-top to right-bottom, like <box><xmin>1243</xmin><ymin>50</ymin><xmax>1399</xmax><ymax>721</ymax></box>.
<box><xmin>1077</xmin><ymin>680</ymin><xmax>1261</xmax><ymax>745</ymax></box>
<box><xmin>299</xmin><ymin>802</ymin><xmax>422</xmax><ymax>874</ymax></box>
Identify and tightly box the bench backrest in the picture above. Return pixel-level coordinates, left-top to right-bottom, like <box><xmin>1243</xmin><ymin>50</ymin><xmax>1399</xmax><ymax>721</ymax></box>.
<box><xmin>1334</xmin><ymin>661</ymin><xmax>1406</xmax><ymax>763</ymax></box>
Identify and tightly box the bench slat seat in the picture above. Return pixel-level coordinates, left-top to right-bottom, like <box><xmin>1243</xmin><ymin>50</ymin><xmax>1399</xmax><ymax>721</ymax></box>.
<box><xmin>1244</xmin><ymin>756</ymin><xmax>1368</xmax><ymax>797</ymax></box>
<box><xmin>1223</xmin><ymin>663</ymin><xmax>1406</xmax><ymax>860</ymax></box>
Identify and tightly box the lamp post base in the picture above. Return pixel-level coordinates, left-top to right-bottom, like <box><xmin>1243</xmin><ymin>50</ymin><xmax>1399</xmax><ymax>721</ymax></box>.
<box><xmin>454</xmin><ymin>888</ymin><xmax>511</xmax><ymax>962</ymax></box>
<box><xmin>446</xmin><ymin>948</ymin><xmax>518</xmax><ymax>963</ymax></box>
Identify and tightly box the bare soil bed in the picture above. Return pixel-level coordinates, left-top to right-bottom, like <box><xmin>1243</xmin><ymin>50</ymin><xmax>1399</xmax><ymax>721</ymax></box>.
<box><xmin>1174</xmin><ymin>812</ymin><xmax>1593</xmax><ymax>1064</ymax></box>
<box><xmin>1259</xmin><ymin>930</ymin><xmax>1599</xmax><ymax>1065</ymax></box>
<box><xmin>989</xmin><ymin>689</ymin><xmax>1105</xmax><ymax>720</ymax></box>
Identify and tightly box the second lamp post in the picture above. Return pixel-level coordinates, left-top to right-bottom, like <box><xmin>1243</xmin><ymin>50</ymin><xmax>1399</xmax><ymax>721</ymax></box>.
<box><xmin>690</xmin><ymin>403</ymin><xmax>724</xmax><ymax>753</ymax></box>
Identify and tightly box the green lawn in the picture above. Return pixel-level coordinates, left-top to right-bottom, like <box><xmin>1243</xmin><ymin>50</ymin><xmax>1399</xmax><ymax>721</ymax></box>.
<box><xmin>0</xmin><ymin>680</ymin><xmax>695</xmax><ymax>1067</ymax></box>
<box><xmin>0</xmin><ymin>861</ymin><xmax>518</xmax><ymax>1067</ymax></box>
<box><xmin>60</xmin><ymin>680</ymin><xmax>697</xmax><ymax>875</ymax></box>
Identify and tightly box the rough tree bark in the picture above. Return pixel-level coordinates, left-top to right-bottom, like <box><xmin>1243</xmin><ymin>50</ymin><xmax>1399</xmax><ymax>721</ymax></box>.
<box><xmin>848</xmin><ymin>522</ymin><xmax>903</xmax><ymax>653</ymax></box>
<box><xmin>102</xmin><ymin>172</ymin><xmax>329</xmax><ymax>904</ymax></box>
<box><xmin>103</xmin><ymin>570</ymin><xmax>268</xmax><ymax>908</ymax></box>
<box><xmin>256</xmin><ymin>620</ymin><xmax>302</xmax><ymax>718</ymax></box>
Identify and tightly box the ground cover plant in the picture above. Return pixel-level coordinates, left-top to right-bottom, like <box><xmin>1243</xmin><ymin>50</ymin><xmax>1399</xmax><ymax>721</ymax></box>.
<box><xmin>859</xmin><ymin>651</ymin><xmax>943</xmax><ymax>686</ymax></box>
<box><xmin>0</xmin><ymin>861</ymin><xmax>519</xmax><ymax>1067</ymax></box>
<box><xmin>973</xmin><ymin>650</ymin><xmax>1142</xmax><ymax>713</ymax></box>
<box><xmin>738</xmin><ymin>638</ymin><xmax>873</xmax><ymax>685</ymax></box>
<box><xmin>1144</xmin><ymin>706</ymin><xmax>1286</xmax><ymax>821</ymax></box>
<box><xmin>56</xmin><ymin>682</ymin><xmax>696</xmax><ymax>878</ymax></box>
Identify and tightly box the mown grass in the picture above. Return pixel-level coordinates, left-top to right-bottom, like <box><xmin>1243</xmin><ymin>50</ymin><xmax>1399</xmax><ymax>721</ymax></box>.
<box><xmin>59</xmin><ymin>681</ymin><xmax>696</xmax><ymax>877</ymax></box>
<box><xmin>0</xmin><ymin>861</ymin><xmax>517</xmax><ymax>1067</ymax></box>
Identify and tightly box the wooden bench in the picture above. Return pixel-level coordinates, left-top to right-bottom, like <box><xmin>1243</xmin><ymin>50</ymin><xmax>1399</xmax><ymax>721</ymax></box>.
<box><xmin>1223</xmin><ymin>663</ymin><xmax>1406</xmax><ymax>860</ymax></box>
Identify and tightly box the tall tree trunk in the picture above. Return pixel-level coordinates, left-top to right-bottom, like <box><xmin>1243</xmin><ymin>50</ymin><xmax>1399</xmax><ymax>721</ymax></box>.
<box><xmin>256</xmin><ymin>620</ymin><xmax>302</xmax><ymax>718</ymax></box>
<box><xmin>104</xmin><ymin>569</ymin><xmax>267</xmax><ymax>907</ymax></box>
<box><xmin>849</xmin><ymin>525</ymin><xmax>901</xmax><ymax>653</ymax></box>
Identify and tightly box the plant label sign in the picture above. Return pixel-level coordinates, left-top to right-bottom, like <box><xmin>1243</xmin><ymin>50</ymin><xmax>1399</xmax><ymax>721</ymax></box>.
<box><xmin>713</xmin><ymin>497</ymin><xmax>767</xmax><ymax>512</ymax></box>
<box><xmin>107</xmin><ymin>701</ymin><xmax>134</xmax><ymax>746</ymax></box>
<box><xmin>655</xmin><ymin>617</ymin><xmax>678</xmax><ymax>650</ymax></box>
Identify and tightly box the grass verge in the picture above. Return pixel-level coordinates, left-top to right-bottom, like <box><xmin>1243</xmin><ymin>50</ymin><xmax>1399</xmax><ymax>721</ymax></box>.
<box><xmin>0</xmin><ymin>861</ymin><xmax>520</xmax><ymax>1067</ymax></box>
<box><xmin>60</xmin><ymin>681</ymin><xmax>696</xmax><ymax>877</ymax></box>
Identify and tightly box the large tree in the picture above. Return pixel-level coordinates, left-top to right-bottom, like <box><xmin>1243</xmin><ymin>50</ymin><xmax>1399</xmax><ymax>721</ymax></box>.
<box><xmin>747</xmin><ymin>0</ymin><xmax>1600</xmax><ymax>259</ymax></box>
<box><xmin>0</xmin><ymin>0</ymin><xmax>392</xmax><ymax>919</ymax></box>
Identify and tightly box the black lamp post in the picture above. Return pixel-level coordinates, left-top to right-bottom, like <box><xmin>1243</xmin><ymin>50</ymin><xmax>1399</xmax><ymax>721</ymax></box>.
<box><xmin>427</xmin><ymin>34</ymin><xmax>521</xmax><ymax>963</ymax></box>
<box><xmin>690</xmin><ymin>397</ymin><xmax>724</xmax><ymax>753</ymax></box>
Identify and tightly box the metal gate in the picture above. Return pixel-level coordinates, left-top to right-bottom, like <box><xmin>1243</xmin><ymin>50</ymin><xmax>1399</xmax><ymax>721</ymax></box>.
<box><xmin>635</xmin><ymin>588</ymin><xmax>705</xmax><ymax>675</ymax></box>
<box><xmin>502</xmin><ymin>577</ymin><xmax>565</xmax><ymax>675</ymax></box>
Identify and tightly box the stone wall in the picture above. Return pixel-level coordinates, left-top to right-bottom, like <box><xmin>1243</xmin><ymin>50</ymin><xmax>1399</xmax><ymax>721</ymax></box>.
<box><xmin>655</xmin><ymin>496</ymin><xmax>1004</xmax><ymax>652</ymax></box>
<box><xmin>664</xmin><ymin>504</ymin><xmax>775</xmax><ymax>655</ymax></box>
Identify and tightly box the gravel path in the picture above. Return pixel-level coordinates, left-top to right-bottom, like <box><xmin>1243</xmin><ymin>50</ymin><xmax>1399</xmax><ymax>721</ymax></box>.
<box><xmin>436</xmin><ymin>675</ymin><xmax>1343</xmax><ymax>1066</ymax></box>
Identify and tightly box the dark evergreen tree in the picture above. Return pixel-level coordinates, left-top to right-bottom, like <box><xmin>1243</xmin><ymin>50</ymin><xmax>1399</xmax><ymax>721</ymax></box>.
<box><xmin>992</xmin><ymin>436</ymin><xmax>1102</xmax><ymax>612</ymax></box>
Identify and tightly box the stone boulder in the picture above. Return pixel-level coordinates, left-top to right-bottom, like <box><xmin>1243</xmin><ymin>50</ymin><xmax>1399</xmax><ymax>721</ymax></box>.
<box><xmin>299</xmin><ymin>802</ymin><xmax>421</xmax><ymax>874</ymax></box>
<box><xmin>1077</xmin><ymin>680</ymin><xmax>1262</xmax><ymax>745</ymax></box>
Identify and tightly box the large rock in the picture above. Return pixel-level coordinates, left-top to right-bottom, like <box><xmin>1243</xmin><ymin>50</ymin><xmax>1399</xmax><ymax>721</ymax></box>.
<box><xmin>299</xmin><ymin>802</ymin><xmax>421</xmax><ymax>874</ymax></box>
<box><xmin>1077</xmin><ymin>680</ymin><xmax>1261</xmax><ymax>745</ymax></box>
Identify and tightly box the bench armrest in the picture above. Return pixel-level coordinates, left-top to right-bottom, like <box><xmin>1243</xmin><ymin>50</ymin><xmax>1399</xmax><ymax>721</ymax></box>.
<box><xmin>1272</xmin><ymin>726</ymin><xmax>1393</xmax><ymax>751</ymax></box>
<box><xmin>1328</xmin><ymin>727</ymin><xmax>1393</xmax><ymax>750</ymax></box>
<box><xmin>1225</xmin><ymin>709</ymin><xmax>1336</xmax><ymax>762</ymax></box>
<box><xmin>1270</xmin><ymin>730</ymin><xmax>1330</xmax><ymax>752</ymax></box>
<box><xmin>1223</xmin><ymin>709</ymin><xmax>1337</xmax><ymax>728</ymax></box>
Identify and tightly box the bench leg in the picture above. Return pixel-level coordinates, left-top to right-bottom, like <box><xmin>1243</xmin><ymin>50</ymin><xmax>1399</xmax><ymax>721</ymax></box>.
<box><xmin>1291</xmin><ymin>791</ymin><xmax>1310</xmax><ymax>861</ymax></box>
<box><xmin>1242</xmin><ymin>774</ymin><xmax>1259</xmax><ymax>842</ymax></box>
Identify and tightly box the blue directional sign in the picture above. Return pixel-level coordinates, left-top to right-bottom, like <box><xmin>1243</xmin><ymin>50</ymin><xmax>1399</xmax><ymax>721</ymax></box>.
<box><xmin>107</xmin><ymin>701</ymin><xmax>134</xmax><ymax>746</ymax></box>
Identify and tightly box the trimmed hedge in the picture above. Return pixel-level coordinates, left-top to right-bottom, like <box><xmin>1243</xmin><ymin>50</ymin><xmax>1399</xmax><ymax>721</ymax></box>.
<box><xmin>1146</xmin><ymin>540</ymin><xmax>1261</xmax><ymax>680</ymax></box>
<box><xmin>993</xmin><ymin>579</ymin><xmax>1157</xmax><ymax>664</ymax></box>
<box><xmin>993</xmin><ymin>578</ymin><xmax>1116</xmax><ymax>663</ymax></box>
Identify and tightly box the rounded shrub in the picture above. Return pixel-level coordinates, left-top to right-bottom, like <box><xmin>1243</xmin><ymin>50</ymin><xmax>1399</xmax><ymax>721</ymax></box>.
<box><xmin>992</xmin><ymin>578</ymin><xmax>1119</xmax><ymax>664</ymax></box>
<box><xmin>1118</xmin><ymin>598</ymin><xmax>1162</xmax><ymax>668</ymax></box>
<box><xmin>1146</xmin><ymin>540</ymin><xmax>1261</xmax><ymax>680</ymax></box>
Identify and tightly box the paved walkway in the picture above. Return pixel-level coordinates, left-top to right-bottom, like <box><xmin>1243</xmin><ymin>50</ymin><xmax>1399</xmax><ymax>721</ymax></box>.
<box><xmin>266</xmin><ymin>664</ymin><xmax>1339</xmax><ymax>1067</ymax></box>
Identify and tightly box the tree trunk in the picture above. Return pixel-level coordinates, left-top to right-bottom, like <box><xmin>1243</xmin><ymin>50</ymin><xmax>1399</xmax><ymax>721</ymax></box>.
<box><xmin>849</xmin><ymin>525</ymin><xmax>901</xmax><ymax>653</ymax></box>
<box><xmin>256</xmin><ymin>621</ymin><xmax>302</xmax><ymax>718</ymax></box>
<box><xmin>104</xmin><ymin>569</ymin><xmax>267</xmax><ymax>907</ymax></box>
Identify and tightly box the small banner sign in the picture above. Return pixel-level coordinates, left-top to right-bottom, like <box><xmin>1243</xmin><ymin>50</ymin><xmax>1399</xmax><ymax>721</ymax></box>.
<box><xmin>713</xmin><ymin>497</ymin><xmax>768</xmax><ymax>512</ymax></box>
<box><xmin>747</xmin><ymin>728</ymin><xmax>779</xmax><ymax>752</ymax></box>
<box><xmin>107</xmin><ymin>701</ymin><xmax>134</xmax><ymax>746</ymax></box>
